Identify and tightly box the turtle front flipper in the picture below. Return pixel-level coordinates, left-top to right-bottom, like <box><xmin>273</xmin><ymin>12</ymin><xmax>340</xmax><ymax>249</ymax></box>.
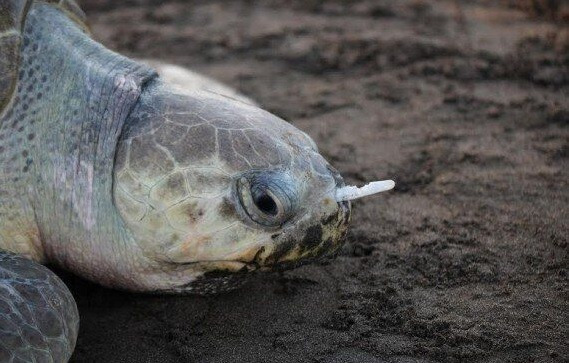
<box><xmin>0</xmin><ymin>251</ymin><xmax>79</xmax><ymax>363</ymax></box>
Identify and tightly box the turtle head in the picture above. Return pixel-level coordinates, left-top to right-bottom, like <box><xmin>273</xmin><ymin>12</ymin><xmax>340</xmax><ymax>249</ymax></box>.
<box><xmin>113</xmin><ymin>83</ymin><xmax>352</xmax><ymax>293</ymax></box>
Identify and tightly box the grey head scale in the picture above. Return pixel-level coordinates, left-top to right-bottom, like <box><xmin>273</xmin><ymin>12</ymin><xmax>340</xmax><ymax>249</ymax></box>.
<box><xmin>113</xmin><ymin>83</ymin><xmax>353</xmax><ymax>293</ymax></box>
<box><xmin>112</xmin><ymin>81</ymin><xmax>397</xmax><ymax>294</ymax></box>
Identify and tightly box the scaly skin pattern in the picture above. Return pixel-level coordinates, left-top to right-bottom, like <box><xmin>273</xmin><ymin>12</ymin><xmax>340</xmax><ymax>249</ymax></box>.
<box><xmin>0</xmin><ymin>251</ymin><xmax>79</xmax><ymax>363</ymax></box>
<box><xmin>0</xmin><ymin>2</ymin><xmax>154</xmax><ymax>361</ymax></box>
<box><xmin>0</xmin><ymin>0</ymin><xmax>351</xmax><ymax>361</ymax></box>
<box><xmin>114</xmin><ymin>83</ymin><xmax>351</xmax><ymax>293</ymax></box>
<box><xmin>0</xmin><ymin>2</ymin><xmax>156</xmax><ymax>282</ymax></box>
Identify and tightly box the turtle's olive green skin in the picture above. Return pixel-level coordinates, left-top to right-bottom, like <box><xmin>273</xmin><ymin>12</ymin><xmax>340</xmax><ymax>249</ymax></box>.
<box><xmin>0</xmin><ymin>1</ymin><xmax>351</xmax><ymax>362</ymax></box>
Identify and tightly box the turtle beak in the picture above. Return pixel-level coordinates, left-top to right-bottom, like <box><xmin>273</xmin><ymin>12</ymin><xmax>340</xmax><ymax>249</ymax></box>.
<box><xmin>256</xmin><ymin>170</ymin><xmax>352</xmax><ymax>270</ymax></box>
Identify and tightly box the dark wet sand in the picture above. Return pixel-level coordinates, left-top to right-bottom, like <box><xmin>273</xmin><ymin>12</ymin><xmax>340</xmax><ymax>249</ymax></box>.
<box><xmin>64</xmin><ymin>1</ymin><xmax>568</xmax><ymax>362</ymax></box>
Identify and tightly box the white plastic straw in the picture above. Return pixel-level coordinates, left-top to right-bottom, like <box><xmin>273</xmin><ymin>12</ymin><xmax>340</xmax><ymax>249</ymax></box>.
<box><xmin>335</xmin><ymin>180</ymin><xmax>395</xmax><ymax>202</ymax></box>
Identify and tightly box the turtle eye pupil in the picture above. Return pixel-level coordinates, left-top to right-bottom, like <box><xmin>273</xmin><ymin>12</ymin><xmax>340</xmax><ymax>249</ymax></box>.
<box><xmin>254</xmin><ymin>193</ymin><xmax>278</xmax><ymax>216</ymax></box>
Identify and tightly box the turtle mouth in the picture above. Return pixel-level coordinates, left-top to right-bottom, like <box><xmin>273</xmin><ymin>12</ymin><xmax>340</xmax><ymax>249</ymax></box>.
<box><xmin>171</xmin><ymin>250</ymin><xmax>337</xmax><ymax>273</ymax></box>
<box><xmin>175</xmin><ymin>259</ymin><xmax>256</xmax><ymax>270</ymax></box>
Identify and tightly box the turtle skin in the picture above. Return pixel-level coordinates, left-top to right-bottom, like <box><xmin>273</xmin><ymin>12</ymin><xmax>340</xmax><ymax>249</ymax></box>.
<box><xmin>0</xmin><ymin>251</ymin><xmax>79</xmax><ymax>363</ymax></box>
<box><xmin>0</xmin><ymin>1</ymin><xmax>131</xmax><ymax>362</ymax></box>
<box><xmin>0</xmin><ymin>0</ymin><xmax>27</xmax><ymax>112</ymax></box>
<box><xmin>0</xmin><ymin>3</ymin><xmax>85</xmax><ymax>362</ymax></box>
<box><xmin>0</xmin><ymin>0</ymin><xmax>86</xmax><ymax>112</ymax></box>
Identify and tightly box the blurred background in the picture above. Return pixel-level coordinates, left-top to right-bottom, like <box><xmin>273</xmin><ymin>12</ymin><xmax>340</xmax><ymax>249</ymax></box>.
<box><xmin>67</xmin><ymin>1</ymin><xmax>567</xmax><ymax>362</ymax></box>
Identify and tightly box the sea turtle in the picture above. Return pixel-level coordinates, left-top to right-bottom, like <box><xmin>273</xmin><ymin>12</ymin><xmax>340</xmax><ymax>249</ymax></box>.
<box><xmin>0</xmin><ymin>1</ymin><xmax>394</xmax><ymax>362</ymax></box>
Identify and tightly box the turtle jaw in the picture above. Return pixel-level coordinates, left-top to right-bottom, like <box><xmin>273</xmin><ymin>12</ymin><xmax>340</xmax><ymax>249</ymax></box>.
<box><xmin>258</xmin><ymin>166</ymin><xmax>352</xmax><ymax>270</ymax></box>
<box><xmin>139</xmin><ymin>189</ymin><xmax>351</xmax><ymax>294</ymax></box>
<box><xmin>231</xmin><ymin>165</ymin><xmax>352</xmax><ymax>271</ymax></box>
<box><xmin>252</xmin><ymin>196</ymin><xmax>352</xmax><ymax>271</ymax></box>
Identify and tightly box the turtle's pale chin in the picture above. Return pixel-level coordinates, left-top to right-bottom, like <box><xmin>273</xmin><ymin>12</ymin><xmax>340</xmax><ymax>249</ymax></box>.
<box><xmin>148</xmin><ymin>260</ymin><xmax>256</xmax><ymax>294</ymax></box>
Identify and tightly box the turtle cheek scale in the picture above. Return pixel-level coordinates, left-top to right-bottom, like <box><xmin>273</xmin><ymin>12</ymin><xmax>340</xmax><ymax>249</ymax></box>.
<box><xmin>112</xmin><ymin>81</ymin><xmax>352</xmax><ymax>292</ymax></box>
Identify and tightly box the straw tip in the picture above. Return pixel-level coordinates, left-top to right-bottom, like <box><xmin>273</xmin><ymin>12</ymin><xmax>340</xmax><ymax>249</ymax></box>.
<box><xmin>383</xmin><ymin>179</ymin><xmax>395</xmax><ymax>190</ymax></box>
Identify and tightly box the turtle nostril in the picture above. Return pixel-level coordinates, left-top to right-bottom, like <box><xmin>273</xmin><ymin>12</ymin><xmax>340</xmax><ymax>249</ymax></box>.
<box><xmin>327</xmin><ymin>165</ymin><xmax>345</xmax><ymax>188</ymax></box>
<box><xmin>254</xmin><ymin>193</ymin><xmax>278</xmax><ymax>216</ymax></box>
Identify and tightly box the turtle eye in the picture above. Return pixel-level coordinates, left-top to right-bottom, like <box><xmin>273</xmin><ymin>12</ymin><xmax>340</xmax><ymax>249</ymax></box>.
<box><xmin>253</xmin><ymin>190</ymin><xmax>278</xmax><ymax>216</ymax></box>
<box><xmin>236</xmin><ymin>171</ymin><xmax>297</xmax><ymax>228</ymax></box>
